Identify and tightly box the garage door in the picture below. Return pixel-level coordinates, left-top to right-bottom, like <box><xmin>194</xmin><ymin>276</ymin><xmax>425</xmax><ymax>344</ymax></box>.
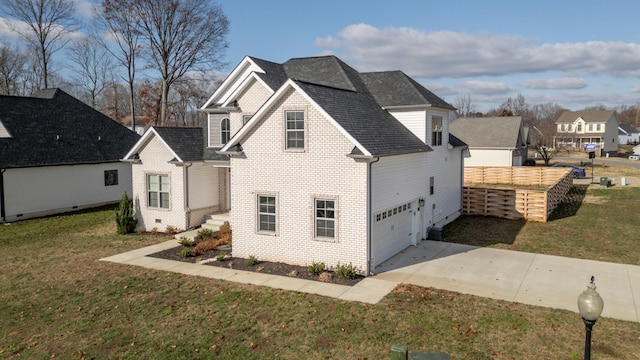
<box><xmin>372</xmin><ymin>202</ymin><xmax>413</xmax><ymax>267</ymax></box>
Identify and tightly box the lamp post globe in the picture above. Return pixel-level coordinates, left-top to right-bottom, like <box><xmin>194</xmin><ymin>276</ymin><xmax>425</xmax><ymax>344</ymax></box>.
<box><xmin>577</xmin><ymin>276</ymin><xmax>604</xmax><ymax>360</ymax></box>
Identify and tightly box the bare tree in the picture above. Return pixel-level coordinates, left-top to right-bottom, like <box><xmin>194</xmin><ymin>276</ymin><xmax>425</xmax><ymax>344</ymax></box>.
<box><xmin>134</xmin><ymin>0</ymin><xmax>229</xmax><ymax>125</ymax></box>
<box><xmin>453</xmin><ymin>94</ymin><xmax>478</xmax><ymax>118</ymax></box>
<box><xmin>0</xmin><ymin>46</ymin><xmax>29</xmax><ymax>95</ymax></box>
<box><xmin>0</xmin><ymin>0</ymin><xmax>80</xmax><ymax>89</ymax></box>
<box><xmin>95</xmin><ymin>0</ymin><xmax>141</xmax><ymax>130</ymax></box>
<box><xmin>68</xmin><ymin>38</ymin><xmax>112</xmax><ymax>108</ymax></box>
<box><xmin>101</xmin><ymin>80</ymin><xmax>129</xmax><ymax>122</ymax></box>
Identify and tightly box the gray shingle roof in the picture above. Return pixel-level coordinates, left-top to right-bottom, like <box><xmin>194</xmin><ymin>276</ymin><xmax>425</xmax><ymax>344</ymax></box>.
<box><xmin>0</xmin><ymin>89</ymin><xmax>139</xmax><ymax>169</ymax></box>
<box><xmin>450</xmin><ymin>116</ymin><xmax>523</xmax><ymax>148</ymax></box>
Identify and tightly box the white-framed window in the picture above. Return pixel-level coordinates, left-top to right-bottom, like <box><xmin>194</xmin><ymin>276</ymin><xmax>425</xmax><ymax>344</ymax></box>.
<box><xmin>257</xmin><ymin>194</ymin><xmax>277</xmax><ymax>233</ymax></box>
<box><xmin>104</xmin><ymin>170</ymin><xmax>118</xmax><ymax>186</ymax></box>
<box><xmin>577</xmin><ymin>123</ymin><xmax>582</xmax><ymax>132</ymax></box>
<box><xmin>147</xmin><ymin>174</ymin><xmax>169</xmax><ymax>209</ymax></box>
<box><xmin>315</xmin><ymin>198</ymin><xmax>335</xmax><ymax>239</ymax></box>
<box><xmin>431</xmin><ymin>116</ymin><xmax>443</xmax><ymax>146</ymax></box>
<box><xmin>243</xmin><ymin>115</ymin><xmax>252</xmax><ymax>125</ymax></box>
<box><xmin>588</xmin><ymin>124</ymin><xmax>593</xmax><ymax>131</ymax></box>
<box><xmin>429</xmin><ymin>176</ymin><xmax>435</xmax><ymax>195</ymax></box>
<box><xmin>561</xmin><ymin>124</ymin><xmax>566</xmax><ymax>131</ymax></box>
<box><xmin>596</xmin><ymin>124</ymin><xmax>601</xmax><ymax>131</ymax></box>
<box><xmin>220</xmin><ymin>118</ymin><xmax>230</xmax><ymax>144</ymax></box>
<box><xmin>285</xmin><ymin>110</ymin><xmax>305</xmax><ymax>149</ymax></box>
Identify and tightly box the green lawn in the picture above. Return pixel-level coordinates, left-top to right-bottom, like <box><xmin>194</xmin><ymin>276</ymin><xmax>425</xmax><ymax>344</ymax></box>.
<box><xmin>1</xmin><ymin>194</ymin><xmax>639</xmax><ymax>359</ymax></box>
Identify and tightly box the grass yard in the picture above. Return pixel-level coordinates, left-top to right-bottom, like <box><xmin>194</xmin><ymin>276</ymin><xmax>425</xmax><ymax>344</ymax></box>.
<box><xmin>1</xmin><ymin>189</ymin><xmax>640</xmax><ymax>358</ymax></box>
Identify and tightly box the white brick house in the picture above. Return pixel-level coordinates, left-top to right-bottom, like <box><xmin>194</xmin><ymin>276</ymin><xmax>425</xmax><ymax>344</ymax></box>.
<box><xmin>127</xmin><ymin>55</ymin><xmax>467</xmax><ymax>275</ymax></box>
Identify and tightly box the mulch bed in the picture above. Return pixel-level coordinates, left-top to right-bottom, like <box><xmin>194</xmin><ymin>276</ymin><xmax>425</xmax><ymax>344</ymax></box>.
<box><xmin>147</xmin><ymin>245</ymin><xmax>364</xmax><ymax>286</ymax></box>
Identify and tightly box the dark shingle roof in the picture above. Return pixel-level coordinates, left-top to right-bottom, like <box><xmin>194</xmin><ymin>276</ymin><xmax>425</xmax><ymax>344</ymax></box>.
<box><xmin>0</xmin><ymin>88</ymin><xmax>139</xmax><ymax>169</ymax></box>
<box><xmin>296</xmin><ymin>81</ymin><xmax>430</xmax><ymax>157</ymax></box>
<box><xmin>248</xmin><ymin>56</ymin><xmax>288</xmax><ymax>91</ymax></box>
<box><xmin>450</xmin><ymin>116</ymin><xmax>523</xmax><ymax>148</ymax></box>
<box><xmin>283</xmin><ymin>56</ymin><xmax>363</xmax><ymax>92</ymax></box>
<box><xmin>619</xmin><ymin>124</ymin><xmax>639</xmax><ymax>135</ymax></box>
<box><xmin>151</xmin><ymin>124</ymin><xmax>227</xmax><ymax>162</ymax></box>
<box><xmin>360</xmin><ymin>71</ymin><xmax>455</xmax><ymax>110</ymax></box>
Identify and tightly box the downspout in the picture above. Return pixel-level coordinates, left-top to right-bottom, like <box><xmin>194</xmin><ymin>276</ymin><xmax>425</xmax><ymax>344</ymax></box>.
<box><xmin>367</xmin><ymin>157</ymin><xmax>380</xmax><ymax>275</ymax></box>
<box><xmin>0</xmin><ymin>169</ymin><xmax>5</xmax><ymax>223</ymax></box>
<box><xmin>183</xmin><ymin>163</ymin><xmax>192</xmax><ymax>228</ymax></box>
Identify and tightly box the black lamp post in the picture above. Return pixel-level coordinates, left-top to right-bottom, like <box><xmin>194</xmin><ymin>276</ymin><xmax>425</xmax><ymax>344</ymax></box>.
<box><xmin>577</xmin><ymin>276</ymin><xmax>604</xmax><ymax>360</ymax></box>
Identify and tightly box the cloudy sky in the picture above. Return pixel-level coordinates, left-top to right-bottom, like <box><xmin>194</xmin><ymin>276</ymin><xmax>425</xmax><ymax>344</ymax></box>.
<box><xmin>221</xmin><ymin>0</ymin><xmax>640</xmax><ymax>112</ymax></box>
<box><xmin>2</xmin><ymin>0</ymin><xmax>640</xmax><ymax>113</ymax></box>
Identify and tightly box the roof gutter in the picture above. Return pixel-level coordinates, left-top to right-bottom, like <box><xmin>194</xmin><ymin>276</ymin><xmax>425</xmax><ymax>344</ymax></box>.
<box><xmin>381</xmin><ymin>104</ymin><xmax>432</xmax><ymax>111</ymax></box>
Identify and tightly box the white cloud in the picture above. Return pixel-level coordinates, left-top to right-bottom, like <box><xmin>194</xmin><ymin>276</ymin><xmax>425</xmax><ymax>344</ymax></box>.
<box><xmin>315</xmin><ymin>35</ymin><xmax>341</xmax><ymax>49</ymax></box>
<box><xmin>318</xmin><ymin>23</ymin><xmax>640</xmax><ymax>79</ymax></box>
<box><xmin>74</xmin><ymin>0</ymin><xmax>96</xmax><ymax>18</ymax></box>
<box><xmin>458</xmin><ymin>80</ymin><xmax>512</xmax><ymax>95</ymax></box>
<box><xmin>522</xmin><ymin>77</ymin><xmax>587</xmax><ymax>90</ymax></box>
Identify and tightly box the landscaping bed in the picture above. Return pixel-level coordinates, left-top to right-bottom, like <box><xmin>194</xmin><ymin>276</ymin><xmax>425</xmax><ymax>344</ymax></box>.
<box><xmin>147</xmin><ymin>231</ymin><xmax>364</xmax><ymax>286</ymax></box>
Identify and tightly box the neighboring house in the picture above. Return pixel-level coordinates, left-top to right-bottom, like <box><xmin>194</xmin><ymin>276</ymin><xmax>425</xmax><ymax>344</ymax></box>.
<box><xmin>553</xmin><ymin>110</ymin><xmax>620</xmax><ymax>155</ymax></box>
<box><xmin>127</xmin><ymin>55</ymin><xmax>467</xmax><ymax>275</ymax></box>
<box><xmin>618</xmin><ymin>124</ymin><xmax>640</xmax><ymax>145</ymax></box>
<box><xmin>123</xmin><ymin>125</ymin><xmax>230</xmax><ymax>232</ymax></box>
<box><xmin>0</xmin><ymin>89</ymin><xmax>139</xmax><ymax>223</ymax></box>
<box><xmin>449</xmin><ymin>116</ymin><xmax>529</xmax><ymax>166</ymax></box>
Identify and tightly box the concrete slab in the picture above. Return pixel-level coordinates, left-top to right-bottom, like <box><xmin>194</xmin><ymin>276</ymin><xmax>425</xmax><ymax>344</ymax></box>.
<box><xmin>225</xmin><ymin>271</ymin><xmax>277</xmax><ymax>286</ymax></box>
<box><xmin>338</xmin><ymin>278</ymin><xmax>398</xmax><ymax>304</ymax></box>
<box><xmin>627</xmin><ymin>266</ymin><xmax>640</xmax><ymax>322</ymax></box>
<box><xmin>261</xmin><ymin>275</ymin><xmax>319</xmax><ymax>292</ymax></box>
<box><xmin>297</xmin><ymin>281</ymin><xmax>351</xmax><ymax>298</ymax></box>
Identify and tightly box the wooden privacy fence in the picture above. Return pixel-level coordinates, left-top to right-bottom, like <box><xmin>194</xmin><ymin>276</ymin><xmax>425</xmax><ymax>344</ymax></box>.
<box><xmin>463</xmin><ymin>167</ymin><xmax>574</xmax><ymax>222</ymax></box>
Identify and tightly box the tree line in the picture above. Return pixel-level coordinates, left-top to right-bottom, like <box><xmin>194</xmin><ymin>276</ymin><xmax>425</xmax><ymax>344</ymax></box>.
<box><xmin>0</xmin><ymin>0</ymin><xmax>229</xmax><ymax>129</ymax></box>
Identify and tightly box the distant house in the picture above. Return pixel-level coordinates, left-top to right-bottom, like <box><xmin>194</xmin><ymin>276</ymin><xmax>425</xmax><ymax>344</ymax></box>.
<box><xmin>553</xmin><ymin>110</ymin><xmax>620</xmax><ymax>155</ymax></box>
<box><xmin>618</xmin><ymin>124</ymin><xmax>640</xmax><ymax>145</ymax></box>
<box><xmin>125</xmin><ymin>55</ymin><xmax>467</xmax><ymax>274</ymax></box>
<box><xmin>0</xmin><ymin>89</ymin><xmax>140</xmax><ymax>223</ymax></box>
<box><xmin>449</xmin><ymin>116</ymin><xmax>529</xmax><ymax>166</ymax></box>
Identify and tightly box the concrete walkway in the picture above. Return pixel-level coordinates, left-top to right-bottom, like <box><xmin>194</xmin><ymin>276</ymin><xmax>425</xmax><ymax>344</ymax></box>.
<box><xmin>100</xmin><ymin>240</ymin><xmax>640</xmax><ymax>323</ymax></box>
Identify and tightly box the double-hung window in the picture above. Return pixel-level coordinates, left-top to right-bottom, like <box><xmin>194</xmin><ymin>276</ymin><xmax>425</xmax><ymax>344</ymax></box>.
<box><xmin>285</xmin><ymin>110</ymin><xmax>304</xmax><ymax>149</ymax></box>
<box><xmin>431</xmin><ymin>116</ymin><xmax>443</xmax><ymax>146</ymax></box>
<box><xmin>258</xmin><ymin>195</ymin><xmax>276</xmax><ymax>233</ymax></box>
<box><xmin>147</xmin><ymin>174</ymin><xmax>169</xmax><ymax>209</ymax></box>
<box><xmin>315</xmin><ymin>199</ymin><xmax>335</xmax><ymax>239</ymax></box>
<box><xmin>220</xmin><ymin>118</ymin><xmax>230</xmax><ymax>144</ymax></box>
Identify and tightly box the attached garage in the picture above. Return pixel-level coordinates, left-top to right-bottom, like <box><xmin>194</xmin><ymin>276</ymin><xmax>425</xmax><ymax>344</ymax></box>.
<box><xmin>372</xmin><ymin>201</ymin><xmax>415</xmax><ymax>267</ymax></box>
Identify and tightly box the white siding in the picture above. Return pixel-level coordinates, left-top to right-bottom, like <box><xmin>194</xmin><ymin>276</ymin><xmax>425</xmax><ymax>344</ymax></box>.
<box><xmin>388</xmin><ymin>110</ymin><xmax>426</xmax><ymax>142</ymax></box>
<box><xmin>371</xmin><ymin>153</ymin><xmax>426</xmax><ymax>212</ymax></box>
<box><xmin>464</xmin><ymin>149</ymin><xmax>514</xmax><ymax>167</ymax></box>
<box><xmin>427</xmin><ymin>147</ymin><xmax>463</xmax><ymax>228</ymax></box>
<box><xmin>2</xmin><ymin>162</ymin><xmax>132</xmax><ymax>222</ymax></box>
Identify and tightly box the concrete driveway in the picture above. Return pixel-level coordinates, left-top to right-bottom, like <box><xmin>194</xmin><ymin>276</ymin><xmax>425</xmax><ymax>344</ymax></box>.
<box><xmin>373</xmin><ymin>240</ymin><xmax>640</xmax><ymax>323</ymax></box>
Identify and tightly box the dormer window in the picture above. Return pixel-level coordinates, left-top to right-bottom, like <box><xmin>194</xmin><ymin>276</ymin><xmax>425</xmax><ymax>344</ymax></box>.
<box><xmin>431</xmin><ymin>116</ymin><xmax>443</xmax><ymax>146</ymax></box>
<box><xmin>220</xmin><ymin>118</ymin><xmax>230</xmax><ymax>144</ymax></box>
